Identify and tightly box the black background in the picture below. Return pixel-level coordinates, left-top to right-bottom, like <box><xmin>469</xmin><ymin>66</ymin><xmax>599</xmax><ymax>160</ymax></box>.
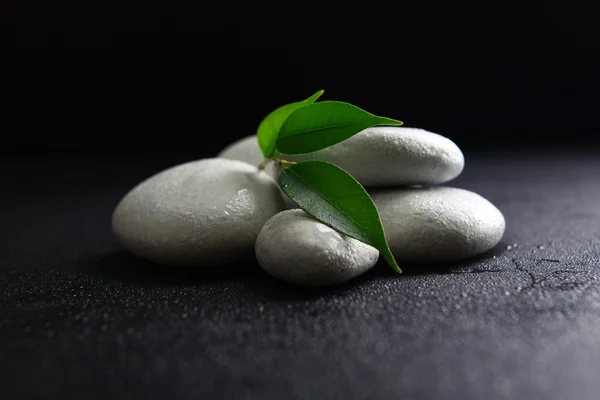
<box><xmin>5</xmin><ymin>0</ymin><xmax>600</xmax><ymax>155</ymax></box>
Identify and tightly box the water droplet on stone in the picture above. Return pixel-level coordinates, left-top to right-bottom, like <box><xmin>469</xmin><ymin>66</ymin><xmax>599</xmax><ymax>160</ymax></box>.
<box><xmin>506</xmin><ymin>245</ymin><xmax>513</xmax><ymax>250</ymax></box>
<box><xmin>537</xmin><ymin>245</ymin><xmax>545</xmax><ymax>250</ymax></box>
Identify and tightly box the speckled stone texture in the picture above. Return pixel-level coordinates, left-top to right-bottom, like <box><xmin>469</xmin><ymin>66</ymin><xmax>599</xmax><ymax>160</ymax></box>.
<box><xmin>1</xmin><ymin>152</ymin><xmax>599</xmax><ymax>400</ymax></box>
<box><xmin>371</xmin><ymin>187</ymin><xmax>505</xmax><ymax>262</ymax></box>
<box><xmin>256</xmin><ymin>210</ymin><xmax>379</xmax><ymax>286</ymax></box>
<box><xmin>112</xmin><ymin>158</ymin><xmax>285</xmax><ymax>266</ymax></box>
<box><xmin>284</xmin><ymin>127</ymin><xmax>465</xmax><ymax>186</ymax></box>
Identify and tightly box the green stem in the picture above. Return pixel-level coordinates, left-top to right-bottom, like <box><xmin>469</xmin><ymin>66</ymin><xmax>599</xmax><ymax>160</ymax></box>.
<box><xmin>276</xmin><ymin>159</ymin><xmax>297</xmax><ymax>169</ymax></box>
<box><xmin>258</xmin><ymin>158</ymin><xmax>297</xmax><ymax>171</ymax></box>
<box><xmin>258</xmin><ymin>158</ymin><xmax>269</xmax><ymax>171</ymax></box>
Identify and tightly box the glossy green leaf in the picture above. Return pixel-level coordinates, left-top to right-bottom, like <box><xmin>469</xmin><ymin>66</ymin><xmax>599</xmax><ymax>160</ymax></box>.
<box><xmin>276</xmin><ymin>101</ymin><xmax>402</xmax><ymax>154</ymax></box>
<box><xmin>279</xmin><ymin>161</ymin><xmax>402</xmax><ymax>273</ymax></box>
<box><xmin>256</xmin><ymin>90</ymin><xmax>324</xmax><ymax>158</ymax></box>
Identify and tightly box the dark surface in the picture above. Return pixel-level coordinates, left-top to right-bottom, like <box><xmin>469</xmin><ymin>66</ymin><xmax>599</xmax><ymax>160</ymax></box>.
<box><xmin>1</xmin><ymin>152</ymin><xmax>600</xmax><ymax>399</ymax></box>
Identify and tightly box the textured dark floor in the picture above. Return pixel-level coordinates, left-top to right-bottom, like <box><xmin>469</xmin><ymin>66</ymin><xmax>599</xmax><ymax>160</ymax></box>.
<box><xmin>1</xmin><ymin>151</ymin><xmax>599</xmax><ymax>400</ymax></box>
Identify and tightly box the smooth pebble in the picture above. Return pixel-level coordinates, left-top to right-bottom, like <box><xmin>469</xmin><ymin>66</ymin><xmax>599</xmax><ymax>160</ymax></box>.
<box><xmin>255</xmin><ymin>210</ymin><xmax>379</xmax><ymax>286</ymax></box>
<box><xmin>285</xmin><ymin>127</ymin><xmax>464</xmax><ymax>186</ymax></box>
<box><xmin>371</xmin><ymin>187</ymin><xmax>505</xmax><ymax>262</ymax></box>
<box><xmin>112</xmin><ymin>158</ymin><xmax>285</xmax><ymax>266</ymax></box>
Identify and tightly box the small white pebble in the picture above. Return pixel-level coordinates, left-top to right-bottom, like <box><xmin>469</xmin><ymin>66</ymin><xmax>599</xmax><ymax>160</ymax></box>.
<box><xmin>255</xmin><ymin>210</ymin><xmax>379</xmax><ymax>286</ymax></box>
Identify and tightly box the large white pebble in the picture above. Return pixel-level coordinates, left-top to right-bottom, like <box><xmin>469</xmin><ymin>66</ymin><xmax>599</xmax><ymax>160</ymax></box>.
<box><xmin>255</xmin><ymin>210</ymin><xmax>379</xmax><ymax>286</ymax></box>
<box><xmin>371</xmin><ymin>187</ymin><xmax>505</xmax><ymax>262</ymax></box>
<box><xmin>112</xmin><ymin>158</ymin><xmax>285</xmax><ymax>266</ymax></box>
<box><xmin>218</xmin><ymin>136</ymin><xmax>277</xmax><ymax>177</ymax></box>
<box><xmin>286</xmin><ymin>127</ymin><xmax>464</xmax><ymax>186</ymax></box>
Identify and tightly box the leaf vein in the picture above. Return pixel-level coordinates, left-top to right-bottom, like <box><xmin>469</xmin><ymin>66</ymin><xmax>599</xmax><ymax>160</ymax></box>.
<box><xmin>279</xmin><ymin>120</ymin><xmax>375</xmax><ymax>140</ymax></box>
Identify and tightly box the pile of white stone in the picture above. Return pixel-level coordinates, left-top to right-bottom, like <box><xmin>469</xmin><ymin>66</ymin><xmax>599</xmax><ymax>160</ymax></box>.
<box><xmin>112</xmin><ymin>127</ymin><xmax>505</xmax><ymax>286</ymax></box>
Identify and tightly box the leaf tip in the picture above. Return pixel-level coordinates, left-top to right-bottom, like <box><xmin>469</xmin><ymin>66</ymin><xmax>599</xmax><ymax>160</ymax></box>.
<box><xmin>307</xmin><ymin>89</ymin><xmax>325</xmax><ymax>103</ymax></box>
<box><xmin>380</xmin><ymin>247</ymin><xmax>402</xmax><ymax>274</ymax></box>
<box><xmin>382</xmin><ymin>117</ymin><xmax>403</xmax><ymax>126</ymax></box>
<box><xmin>387</xmin><ymin>255</ymin><xmax>403</xmax><ymax>274</ymax></box>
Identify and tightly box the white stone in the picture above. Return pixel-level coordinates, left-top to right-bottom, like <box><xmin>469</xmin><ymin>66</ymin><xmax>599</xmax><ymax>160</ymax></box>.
<box><xmin>112</xmin><ymin>158</ymin><xmax>285</xmax><ymax>266</ymax></box>
<box><xmin>371</xmin><ymin>187</ymin><xmax>505</xmax><ymax>262</ymax></box>
<box><xmin>285</xmin><ymin>127</ymin><xmax>464</xmax><ymax>187</ymax></box>
<box><xmin>218</xmin><ymin>135</ymin><xmax>277</xmax><ymax>177</ymax></box>
<box><xmin>255</xmin><ymin>210</ymin><xmax>379</xmax><ymax>286</ymax></box>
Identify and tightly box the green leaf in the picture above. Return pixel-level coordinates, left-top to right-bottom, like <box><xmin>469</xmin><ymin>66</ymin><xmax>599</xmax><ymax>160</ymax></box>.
<box><xmin>279</xmin><ymin>161</ymin><xmax>402</xmax><ymax>273</ymax></box>
<box><xmin>276</xmin><ymin>101</ymin><xmax>402</xmax><ymax>155</ymax></box>
<box><xmin>256</xmin><ymin>90</ymin><xmax>324</xmax><ymax>158</ymax></box>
